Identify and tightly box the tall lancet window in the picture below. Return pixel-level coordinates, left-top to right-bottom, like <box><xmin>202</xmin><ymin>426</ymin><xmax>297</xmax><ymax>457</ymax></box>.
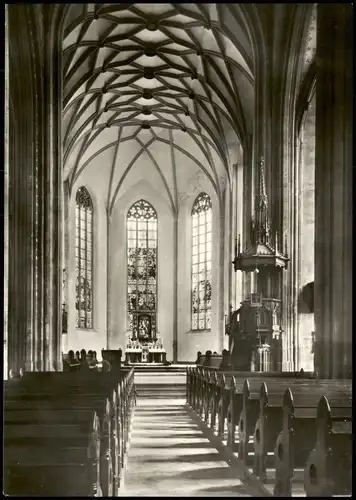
<box><xmin>127</xmin><ymin>200</ymin><xmax>157</xmax><ymax>342</ymax></box>
<box><xmin>75</xmin><ymin>187</ymin><xmax>93</xmax><ymax>329</ymax></box>
<box><xmin>191</xmin><ymin>193</ymin><xmax>212</xmax><ymax>330</ymax></box>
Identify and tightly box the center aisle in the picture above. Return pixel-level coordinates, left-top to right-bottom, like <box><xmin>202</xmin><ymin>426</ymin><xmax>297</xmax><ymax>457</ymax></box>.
<box><xmin>121</xmin><ymin>398</ymin><xmax>251</xmax><ymax>497</ymax></box>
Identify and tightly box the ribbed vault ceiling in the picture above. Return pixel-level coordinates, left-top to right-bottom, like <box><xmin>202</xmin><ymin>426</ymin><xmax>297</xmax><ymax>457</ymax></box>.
<box><xmin>62</xmin><ymin>3</ymin><xmax>255</xmax><ymax>213</ymax></box>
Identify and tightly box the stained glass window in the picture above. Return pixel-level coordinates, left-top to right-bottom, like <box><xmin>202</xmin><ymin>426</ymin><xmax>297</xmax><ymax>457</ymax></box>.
<box><xmin>127</xmin><ymin>200</ymin><xmax>157</xmax><ymax>341</ymax></box>
<box><xmin>191</xmin><ymin>193</ymin><xmax>212</xmax><ymax>331</ymax></box>
<box><xmin>75</xmin><ymin>187</ymin><xmax>93</xmax><ymax>329</ymax></box>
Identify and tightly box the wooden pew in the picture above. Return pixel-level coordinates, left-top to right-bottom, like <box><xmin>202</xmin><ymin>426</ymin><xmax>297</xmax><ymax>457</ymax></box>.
<box><xmin>274</xmin><ymin>383</ymin><xmax>352</xmax><ymax>496</ymax></box>
<box><xmin>186</xmin><ymin>367</ymin><xmax>191</xmax><ymax>404</ymax></box>
<box><xmin>188</xmin><ymin>368</ymin><xmax>241</xmax><ymax>441</ymax></box>
<box><xmin>5</xmin><ymin>396</ymin><xmax>114</xmax><ymax>496</ymax></box>
<box><xmin>219</xmin><ymin>371</ymin><xmax>314</xmax><ymax>449</ymax></box>
<box><xmin>205</xmin><ymin>353</ymin><xmax>223</xmax><ymax>370</ymax></box>
<box><xmin>187</xmin><ymin>367</ymin><xmax>352</xmax><ymax>496</ymax></box>
<box><xmin>202</xmin><ymin>369</ymin><xmax>216</xmax><ymax>425</ymax></box>
<box><xmin>118</xmin><ymin>368</ymin><xmax>136</xmax><ymax>460</ymax></box>
<box><xmin>194</xmin><ymin>367</ymin><xmax>204</xmax><ymax>416</ymax></box>
<box><xmin>252</xmin><ymin>379</ymin><xmax>340</xmax><ymax>484</ymax></box>
<box><xmin>218</xmin><ymin>374</ymin><xmax>230</xmax><ymax>439</ymax></box>
<box><xmin>226</xmin><ymin>376</ymin><xmax>243</xmax><ymax>451</ymax></box>
<box><xmin>7</xmin><ymin>374</ymin><xmax>134</xmax><ymax>494</ymax></box>
<box><xmin>188</xmin><ymin>366</ymin><xmax>197</xmax><ymax>408</ymax></box>
<box><xmin>5</xmin><ymin>382</ymin><xmax>116</xmax><ymax>496</ymax></box>
<box><xmin>102</xmin><ymin>349</ymin><xmax>123</xmax><ymax>372</ymax></box>
<box><xmin>196</xmin><ymin>351</ymin><xmax>223</xmax><ymax>370</ymax></box>
<box><xmin>187</xmin><ymin>367</ymin><xmax>309</xmax><ymax>444</ymax></box>
<box><xmin>208</xmin><ymin>371</ymin><xmax>220</xmax><ymax>432</ymax></box>
<box><xmin>4</xmin><ymin>410</ymin><xmax>102</xmax><ymax>496</ymax></box>
<box><xmin>253</xmin><ymin>382</ymin><xmax>283</xmax><ymax>482</ymax></box>
<box><xmin>242</xmin><ymin>378</ymin><xmax>319</xmax><ymax>478</ymax></box>
<box><xmin>27</xmin><ymin>369</ymin><xmax>136</xmax><ymax>478</ymax></box>
<box><xmin>197</xmin><ymin>354</ymin><xmax>206</xmax><ymax>366</ymax></box>
<box><xmin>228</xmin><ymin>375</ymin><xmax>311</xmax><ymax>459</ymax></box>
<box><xmin>304</xmin><ymin>395</ymin><xmax>352</xmax><ymax>496</ymax></box>
<box><xmin>4</xmin><ymin>369</ymin><xmax>135</xmax><ymax>496</ymax></box>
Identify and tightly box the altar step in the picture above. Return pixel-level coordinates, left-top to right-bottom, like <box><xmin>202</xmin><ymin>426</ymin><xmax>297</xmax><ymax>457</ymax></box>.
<box><xmin>135</xmin><ymin>384</ymin><xmax>186</xmax><ymax>399</ymax></box>
<box><xmin>134</xmin><ymin>368</ymin><xmax>187</xmax><ymax>399</ymax></box>
<box><xmin>130</xmin><ymin>364</ymin><xmax>191</xmax><ymax>373</ymax></box>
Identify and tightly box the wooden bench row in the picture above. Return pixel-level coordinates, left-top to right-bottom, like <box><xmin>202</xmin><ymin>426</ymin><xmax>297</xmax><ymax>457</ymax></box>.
<box><xmin>4</xmin><ymin>368</ymin><xmax>136</xmax><ymax>496</ymax></box>
<box><xmin>186</xmin><ymin>367</ymin><xmax>352</xmax><ymax>497</ymax></box>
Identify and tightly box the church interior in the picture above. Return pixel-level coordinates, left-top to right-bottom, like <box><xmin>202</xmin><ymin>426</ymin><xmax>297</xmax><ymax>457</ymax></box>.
<box><xmin>5</xmin><ymin>3</ymin><xmax>352</xmax><ymax>497</ymax></box>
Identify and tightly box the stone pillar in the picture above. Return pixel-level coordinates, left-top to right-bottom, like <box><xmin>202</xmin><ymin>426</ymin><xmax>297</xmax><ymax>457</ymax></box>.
<box><xmin>4</xmin><ymin>5</ymin><xmax>9</xmax><ymax>379</ymax></box>
<box><xmin>297</xmin><ymin>95</ymin><xmax>315</xmax><ymax>372</ymax></box>
<box><xmin>242</xmin><ymin>140</ymin><xmax>253</xmax><ymax>297</ymax></box>
<box><xmin>62</xmin><ymin>180</ymin><xmax>70</xmax><ymax>354</ymax></box>
<box><xmin>173</xmin><ymin>214</ymin><xmax>178</xmax><ymax>363</ymax></box>
<box><xmin>226</xmin><ymin>180</ymin><xmax>232</xmax><ymax>338</ymax></box>
<box><xmin>219</xmin><ymin>191</ymin><xmax>226</xmax><ymax>354</ymax></box>
<box><xmin>8</xmin><ymin>5</ymin><xmax>35</xmax><ymax>376</ymax></box>
<box><xmin>275</xmin><ymin>5</ymin><xmax>316</xmax><ymax>371</ymax></box>
<box><xmin>44</xmin><ymin>7</ymin><xmax>63</xmax><ymax>372</ymax></box>
<box><xmin>7</xmin><ymin>5</ymin><xmax>63</xmax><ymax>375</ymax></box>
<box><xmin>314</xmin><ymin>4</ymin><xmax>352</xmax><ymax>379</ymax></box>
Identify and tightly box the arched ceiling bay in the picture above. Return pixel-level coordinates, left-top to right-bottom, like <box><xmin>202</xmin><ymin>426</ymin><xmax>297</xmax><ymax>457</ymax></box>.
<box><xmin>62</xmin><ymin>3</ymin><xmax>255</xmax><ymax>213</ymax></box>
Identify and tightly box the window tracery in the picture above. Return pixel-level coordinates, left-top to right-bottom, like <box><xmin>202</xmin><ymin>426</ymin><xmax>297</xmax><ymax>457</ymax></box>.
<box><xmin>127</xmin><ymin>200</ymin><xmax>157</xmax><ymax>341</ymax></box>
<box><xmin>75</xmin><ymin>187</ymin><xmax>93</xmax><ymax>329</ymax></box>
<box><xmin>191</xmin><ymin>193</ymin><xmax>212</xmax><ymax>331</ymax></box>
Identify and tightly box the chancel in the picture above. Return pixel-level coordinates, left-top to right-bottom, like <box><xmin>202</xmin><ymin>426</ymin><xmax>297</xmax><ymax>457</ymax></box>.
<box><xmin>5</xmin><ymin>3</ymin><xmax>352</xmax><ymax>497</ymax></box>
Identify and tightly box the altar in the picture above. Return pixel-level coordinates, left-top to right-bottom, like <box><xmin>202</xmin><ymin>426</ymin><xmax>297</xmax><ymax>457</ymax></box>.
<box><xmin>124</xmin><ymin>336</ymin><xmax>167</xmax><ymax>365</ymax></box>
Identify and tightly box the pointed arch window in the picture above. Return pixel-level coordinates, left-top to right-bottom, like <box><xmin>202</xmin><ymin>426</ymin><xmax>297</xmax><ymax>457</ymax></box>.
<box><xmin>191</xmin><ymin>193</ymin><xmax>212</xmax><ymax>330</ymax></box>
<box><xmin>127</xmin><ymin>200</ymin><xmax>157</xmax><ymax>342</ymax></box>
<box><xmin>75</xmin><ymin>187</ymin><xmax>93</xmax><ymax>329</ymax></box>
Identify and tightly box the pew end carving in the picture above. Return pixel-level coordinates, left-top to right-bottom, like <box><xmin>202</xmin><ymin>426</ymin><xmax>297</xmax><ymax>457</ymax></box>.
<box><xmin>304</xmin><ymin>395</ymin><xmax>352</xmax><ymax>496</ymax></box>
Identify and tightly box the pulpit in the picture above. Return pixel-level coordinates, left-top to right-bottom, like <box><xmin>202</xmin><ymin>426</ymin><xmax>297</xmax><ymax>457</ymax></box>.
<box><xmin>230</xmin><ymin>157</ymin><xmax>289</xmax><ymax>373</ymax></box>
<box><xmin>229</xmin><ymin>294</ymin><xmax>282</xmax><ymax>372</ymax></box>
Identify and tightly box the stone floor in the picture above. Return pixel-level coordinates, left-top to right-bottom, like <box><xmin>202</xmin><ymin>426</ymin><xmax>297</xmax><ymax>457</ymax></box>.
<box><xmin>121</xmin><ymin>398</ymin><xmax>252</xmax><ymax>497</ymax></box>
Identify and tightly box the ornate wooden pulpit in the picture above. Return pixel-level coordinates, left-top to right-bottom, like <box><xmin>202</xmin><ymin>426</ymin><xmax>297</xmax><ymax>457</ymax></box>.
<box><xmin>230</xmin><ymin>158</ymin><xmax>288</xmax><ymax>372</ymax></box>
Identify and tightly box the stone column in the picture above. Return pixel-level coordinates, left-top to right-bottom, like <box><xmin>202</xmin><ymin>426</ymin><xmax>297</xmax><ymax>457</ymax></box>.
<box><xmin>173</xmin><ymin>213</ymin><xmax>178</xmax><ymax>363</ymax></box>
<box><xmin>7</xmin><ymin>5</ymin><xmax>36</xmax><ymax>376</ymax></box>
<box><xmin>314</xmin><ymin>4</ymin><xmax>352</xmax><ymax>379</ymax></box>
<box><xmin>274</xmin><ymin>5</ymin><xmax>315</xmax><ymax>371</ymax></box>
<box><xmin>106</xmin><ymin>210</ymin><xmax>111</xmax><ymax>349</ymax></box>
<box><xmin>4</xmin><ymin>5</ymin><xmax>9</xmax><ymax>379</ymax></box>
<box><xmin>219</xmin><ymin>191</ymin><xmax>226</xmax><ymax>354</ymax></box>
<box><xmin>7</xmin><ymin>5</ymin><xmax>63</xmax><ymax>375</ymax></box>
<box><xmin>62</xmin><ymin>180</ymin><xmax>70</xmax><ymax>354</ymax></box>
<box><xmin>242</xmin><ymin>139</ymin><xmax>253</xmax><ymax>297</ymax></box>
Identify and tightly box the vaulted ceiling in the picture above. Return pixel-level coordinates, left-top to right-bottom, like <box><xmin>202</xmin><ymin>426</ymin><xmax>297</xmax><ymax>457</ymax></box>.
<box><xmin>62</xmin><ymin>4</ymin><xmax>255</xmax><ymax>211</ymax></box>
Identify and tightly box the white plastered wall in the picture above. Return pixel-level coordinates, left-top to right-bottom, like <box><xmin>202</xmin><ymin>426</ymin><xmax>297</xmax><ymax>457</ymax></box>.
<box><xmin>176</xmin><ymin>169</ymin><xmax>222</xmax><ymax>362</ymax></box>
<box><xmin>66</xmin><ymin>164</ymin><xmax>109</xmax><ymax>355</ymax></box>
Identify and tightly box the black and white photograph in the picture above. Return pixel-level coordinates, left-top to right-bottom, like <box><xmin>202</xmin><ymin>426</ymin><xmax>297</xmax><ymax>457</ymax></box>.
<box><xmin>4</xmin><ymin>3</ymin><xmax>352</xmax><ymax>497</ymax></box>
